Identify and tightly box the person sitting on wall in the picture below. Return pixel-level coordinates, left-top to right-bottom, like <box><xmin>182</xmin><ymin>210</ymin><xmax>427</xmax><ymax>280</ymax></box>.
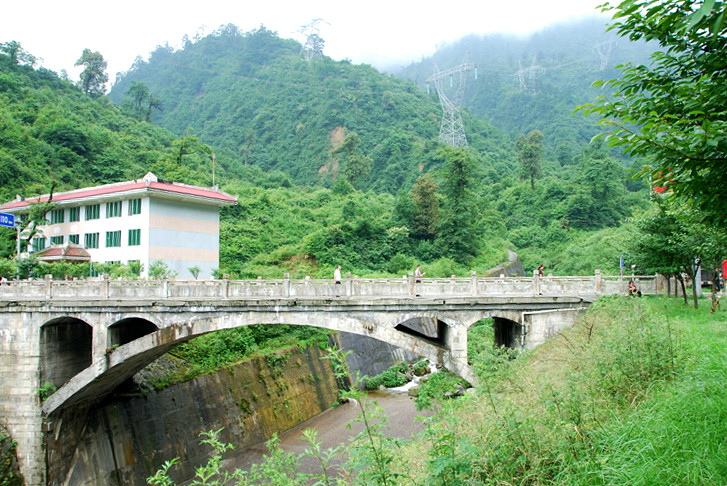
<box><xmin>628</xmin><ymin>280</ymin><xmax>641</xmax><ymax>297</ymax></box>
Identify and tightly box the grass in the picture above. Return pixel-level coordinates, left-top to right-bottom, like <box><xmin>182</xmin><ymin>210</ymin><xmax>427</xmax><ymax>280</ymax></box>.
<box><xmin>396</xmin><ymin>295</ymin><xmax>727</xmax><ymax>485</ymax></box>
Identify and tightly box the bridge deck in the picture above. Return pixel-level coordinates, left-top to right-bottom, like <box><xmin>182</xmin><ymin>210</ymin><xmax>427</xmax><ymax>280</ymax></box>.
<box><xmin>0</xmin><ymin>273</ymin><xmax>660</xmax><ymax>302</ymax></box>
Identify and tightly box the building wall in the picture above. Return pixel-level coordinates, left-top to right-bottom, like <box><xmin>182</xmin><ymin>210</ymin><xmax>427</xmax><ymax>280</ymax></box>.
<box><xmin>148</xmin><ymin>199</ymin><xmax>220</xmax><ymax>279</ymax></box>
<box><xmin>42</xmin><ymin>197</ymin><xmax>149</xmax><ymax>270</ymax></box>
<box><xmin>36</xmin><ymin>196</ymin><xmax>222</xmax><ymax>279</ymax></box>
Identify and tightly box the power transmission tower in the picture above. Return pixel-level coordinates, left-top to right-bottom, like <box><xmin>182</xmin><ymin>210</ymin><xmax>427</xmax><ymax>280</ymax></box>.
<box><xmin>426</xmin><ymin>55</ymin><xmax>477</xmax><ymax>148</ymax></box>
<box><xmin>299</xmin><ymin>18</ymin><xmax>327</xmax><ymax>61</ymax></box>
<box><xmin>513</xmin><ymin>60</ymin><xmax>545</xmax><ymax>95</ymax></box>
<box><xmin>593</xmin><ymin>39</ymin><xmax>616</xmax><ymax>70</ymax></box>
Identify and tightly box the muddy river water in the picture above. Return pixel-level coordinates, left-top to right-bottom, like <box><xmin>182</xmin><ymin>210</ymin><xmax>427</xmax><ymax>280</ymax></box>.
<box><xmin>222</xmin><ymin>387</ymin><xmax>432</xmax><ymax>478</ymax></box>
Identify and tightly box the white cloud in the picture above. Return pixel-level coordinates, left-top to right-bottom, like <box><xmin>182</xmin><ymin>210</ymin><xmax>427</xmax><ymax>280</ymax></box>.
<box><xmin>1</xmin><ymin>0</ymin><xmax>607</xmax><ymax>84</ymax></box>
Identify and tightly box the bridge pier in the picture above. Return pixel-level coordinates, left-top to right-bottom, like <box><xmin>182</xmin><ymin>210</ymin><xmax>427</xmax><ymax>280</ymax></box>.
<box><xmin>440</xmin><ymin>319</ymin><xmax>477</xmax><ymax>385</ymax></box>
<box><xmin>0</xmin><ymin>310</ymin><xmax>46</xmax><ymax>486</ymax></box>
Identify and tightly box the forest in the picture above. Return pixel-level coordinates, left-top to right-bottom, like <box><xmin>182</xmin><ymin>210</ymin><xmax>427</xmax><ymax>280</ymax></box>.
<box><xmin>0</xmin><ymin>11</ymin><xmax>724</xmax><ymax>289</ymax></box>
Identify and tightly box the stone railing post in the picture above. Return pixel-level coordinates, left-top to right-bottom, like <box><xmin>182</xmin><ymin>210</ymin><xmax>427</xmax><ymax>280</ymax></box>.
<box><xmin>45</xmin><ymin>274</ymin><xmax>52</xmax><ymax>299</ymax></box>
<box><xmin>409</xmin><ymin>271</ymin><xmax>415</xmax><ymax>296</ymax></box>
<box><xmin>103</xmin><ymin>274</ymin><xmax>110</xmax><ymax>298</ymax></box>
<box><xmin>345</xmin><ymin>272</ymin><xmax>353</xmax><ymax>297</ymax></box>
<box><xmin>284</xmin><ymin>273</ymin><xmax>291</xmax><ymax>297</ymax></box>
<box><xmin>595</xmin><ymin>269</ymin><xmax>602</xmax><ymax>294</ymax></box>
<box><xmin>162</xmin><ymin>278</ymin><xmax>169</xmax><ymax>298</ymax></box>
<box><xmin>471</xmin><ymin>271</ymin><xmax>477</xmax><ymax>295</ymax></box>
<box><xmin>222</xmin><ymin>274</ymin><xmax>229</xmax><ymax>298</ymax></box>
<box><xmin>533</xmin><ymin>270</ymin><xmax>540</xmax><ymax>296</ymax></box>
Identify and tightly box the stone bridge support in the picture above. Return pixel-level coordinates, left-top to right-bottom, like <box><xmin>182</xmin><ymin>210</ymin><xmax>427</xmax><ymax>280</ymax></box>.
<box><xmin>521</xmin><ymin>308</ymin><xmax>582</xmax><ymax>349</ymax></box>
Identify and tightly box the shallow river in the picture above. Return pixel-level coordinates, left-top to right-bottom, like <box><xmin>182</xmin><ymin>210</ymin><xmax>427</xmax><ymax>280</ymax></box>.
<box><xmin>221</xmin><ymin>387</ymin><xmax>432</xmax><ymax>478</ymax></box>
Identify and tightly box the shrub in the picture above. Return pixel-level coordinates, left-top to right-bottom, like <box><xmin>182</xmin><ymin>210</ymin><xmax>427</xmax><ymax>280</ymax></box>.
<box><xmin>365</xmin><ymin>362</ymin><xmax>409</xmax><ymax>390</ymax></box>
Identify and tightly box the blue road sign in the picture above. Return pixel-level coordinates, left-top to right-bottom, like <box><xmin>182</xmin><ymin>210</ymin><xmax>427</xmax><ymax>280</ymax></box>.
<box><xmin>0</xmin><ymin>212</ymin><xmax>15</xmax><ymax>229</ymax></box>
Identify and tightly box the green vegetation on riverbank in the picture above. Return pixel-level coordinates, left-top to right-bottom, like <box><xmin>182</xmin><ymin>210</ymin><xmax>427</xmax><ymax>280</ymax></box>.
<box><xmin>399</xmin><ymin>295</ymin><xmax>726</xmax><ymax>485</ymax></box>
<box><xmin>149</xmin><ymin>295</ymin><xmax>727</xmax><ymax>484</ymax></box>
<box><xmin>138</xmin><ymin>325</ymin><xmax>331</xmax><ymax>391</ymax></box>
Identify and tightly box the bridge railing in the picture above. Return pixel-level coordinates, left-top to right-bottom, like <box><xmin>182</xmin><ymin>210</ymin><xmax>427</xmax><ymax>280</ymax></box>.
<box><xmin>0</xmin><ymin>273</ymin><xmax>662</xmax><ymax>301</ymax></box>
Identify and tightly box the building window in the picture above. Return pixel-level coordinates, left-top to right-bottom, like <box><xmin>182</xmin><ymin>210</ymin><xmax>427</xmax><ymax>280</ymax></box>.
<box><xmin>106</xmin><ymin>201</ymin><xmax>122</xmax><ymax>218</ymax></box>
<box><xmin>50</xmin><ymin>236</ymin><xmax>64</xmax><ymax>245</ymax></box>
<box><xmin>84</xmin><ymin>232</ymin><xmax>99</xmax><ymax>249</ymax></box>
<box><xmin>32</xmin><ymin>237</ymin><xmax>46</xmax><ymax>252</ymax></box>
<box><xmin>69</xmin><ymin>234</ymin><xmax>79</xmax><ymax>244</ymax></box>
<box><xmin>105</xmin><ymin>230</ymin><xmax>121</xmax><ymax>247</ymax></box>
<box><xmin>69</xmin><ymin>207</ymin><xmax>80</xmax><ymax>222</ymax></box>
<box><xmin>50</xmin><ymin>209</ymin><xmax>64</xmax><ymax>224</ymax></box>
<box><xmin>129</xmin><ymin>198</ymin><xmax>142</xmax><ymax>215</ymax></box>
<box><xmin>85</xmin><ymin>204</ymin><xmax>100</xmax><ymax>220</ymax></box>
<box><xmin>128</xmin><ymin>229</ymin><xmax>141</xmax><ymax>246</ymax></box>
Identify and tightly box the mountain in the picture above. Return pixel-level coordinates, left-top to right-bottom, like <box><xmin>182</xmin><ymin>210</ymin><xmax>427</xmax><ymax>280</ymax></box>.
<box><xmin>108</xmin><ymin>24</ymin><xmax>515</xmax><ymax>194</ymax></box>
<box><xmin>394</xmin><ymin>17</ymin><xmax>655</xmax><ymax>156</ymax></box>
<box><xmin>1</xmin><ymin>20</ymin><xmax>656</xmax><ymax>277</ymax></box>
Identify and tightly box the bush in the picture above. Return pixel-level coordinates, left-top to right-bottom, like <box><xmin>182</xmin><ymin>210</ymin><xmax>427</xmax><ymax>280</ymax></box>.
<box><xmin>365</xmin><ymin>362</ymin><xmax>409</xmax><ymax>390</ymax></box>
<box><xmin>0</xmin><ymin>258</ymin><xmax>16</xmax><ymax>279</ymax></box>
<box><xmin>0</xmin><ymin>426</ymin><xmax>23</xmax><ymax>486</ymax></box>
<box><xmin>414</xmin><ymin>370</ymin><xmax>469</xmax><ymax>411</ymax></box>
<box><xmin>585</xmin><ymin>296</ymin><xmax>681</xmax><ymax>404</ymax></box>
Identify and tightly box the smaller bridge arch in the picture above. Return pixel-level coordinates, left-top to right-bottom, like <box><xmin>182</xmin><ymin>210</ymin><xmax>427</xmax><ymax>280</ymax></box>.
<box><xmin>107</xmin><ymin>317</ymin><xmax>158</xmax><ymax>349</ymax></box>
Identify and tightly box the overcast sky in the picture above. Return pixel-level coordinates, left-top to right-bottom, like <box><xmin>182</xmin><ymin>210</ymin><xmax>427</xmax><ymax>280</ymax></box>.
<box><xmin>3</xmin><ymin>0</ymin><xmax>608</xmax><ymax>84</ymax></box>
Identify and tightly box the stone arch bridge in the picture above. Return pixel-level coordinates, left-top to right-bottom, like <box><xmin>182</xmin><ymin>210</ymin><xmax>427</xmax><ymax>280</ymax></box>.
<box><xmin>0</xmin><ymin>272</ymin><xmax>660</xmax><ymax>485</ymax></box>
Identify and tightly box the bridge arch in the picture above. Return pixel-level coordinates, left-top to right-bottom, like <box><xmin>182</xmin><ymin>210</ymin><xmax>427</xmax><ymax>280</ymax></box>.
<box><xmin>493</xmin><ymin>317</ymin><xmax>523</xmax><ymax>348</ymax></box>
<box><xmin>40</xmin><ymin>317</ymin><xmax>93</xmax><ymax>390</ymax></box>
<box><xmin>108</xmin><ymin>317</ymin><xmax>158</xmax><ymax>348</ymax></box>
<box><xmin>43</xmin><ymin>309</ymin><xmax>474</xmax><ymax>415</ymax></box>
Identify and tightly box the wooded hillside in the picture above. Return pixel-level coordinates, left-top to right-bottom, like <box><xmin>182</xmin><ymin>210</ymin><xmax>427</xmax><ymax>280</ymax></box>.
<box><xmin>1</xmin><ymin>19</ymin><xmax>656</xmax><ymax>277</ymax></box>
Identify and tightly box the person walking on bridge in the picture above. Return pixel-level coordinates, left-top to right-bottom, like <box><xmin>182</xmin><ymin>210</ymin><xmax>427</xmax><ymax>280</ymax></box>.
<box><xmin>415</xmin><ymin>265</ymin><xmax>425</xmax><ymax>283</ymax></box>
<box><xmin>334</xmin><ymin>265</ymin><xmax>342</xmax><ymax>284</ymax></box>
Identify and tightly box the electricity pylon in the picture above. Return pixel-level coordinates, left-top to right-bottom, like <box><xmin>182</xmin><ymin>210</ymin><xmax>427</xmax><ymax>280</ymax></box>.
<box><xmin>299</xmin><ymin>18</ymin><xmax>327</xmax><ymax>61</ymax></box>
<box><xmin>594</xmin><ymin>39</ymin><xmax>616</xmax><ymax>70</ymax></box>
<box><xmin>513</xmin><ymin>60</ymin><xmax>545</xmax><ymax>95</ymax></box>
<box><xmin>426</xmin><ymin>55</ymin><xmax>477</xmax><ymax>148</ymax></box>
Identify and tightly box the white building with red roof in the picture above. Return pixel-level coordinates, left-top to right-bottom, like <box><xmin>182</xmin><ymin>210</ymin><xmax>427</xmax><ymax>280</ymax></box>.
<box><xmin>0</xmin><ymin>173</ymin><xmax>238</xmax><ymax>279</ymax></box>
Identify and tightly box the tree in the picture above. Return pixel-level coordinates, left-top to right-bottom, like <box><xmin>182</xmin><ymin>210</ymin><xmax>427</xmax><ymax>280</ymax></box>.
<box><xmin>331</xmin><ymin>132</ymin><xmax>371</xmax><ymax>188</ymax></box>
<box><xmin>436</xmin><ymin>147</ymin><xmax>480</xmax><ymax>262</ymax></box>
<box><xmin>626</xmin><ymin>198</ymin><xmax>727</xmax><ymax>308</ymax></box>
<box><xmin>516</xmin><ymin>130</ymin><xmax>544</xmax><ymax>190</ymax></box>
<box><xmin>0</xmin><ymin>41</ymin><xmax>36</xmax><ymax>67</ymax></box>
<box><xmin>75</xmin><ymin>49</ymin><xmax>108</xmax><ymax>97</ymax></box>
<box><xmin>170</xmin><ymin>131</ymin><xmax>212</xmax><ymax>165</ymax></box>
<box><xmin>582</xmin><ymin>0</ymin><xmax>727</xmax><ymax>227</ymax></box>
<box><xmin>124</xmin><ymin>81</ymin><xmax>163</xmax><ymax>122</ymax></box>
<box><xmin>411</xmin><ymin>174</ymin><xmax>440</xmax><ymax>240</ymax></box>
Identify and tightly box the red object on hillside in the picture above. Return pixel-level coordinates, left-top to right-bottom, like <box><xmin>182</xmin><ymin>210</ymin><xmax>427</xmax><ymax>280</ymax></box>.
<box><xmin>652</xmin><ymin>169</ymin><xmax>673</xmax><ymax>194</ymax></box>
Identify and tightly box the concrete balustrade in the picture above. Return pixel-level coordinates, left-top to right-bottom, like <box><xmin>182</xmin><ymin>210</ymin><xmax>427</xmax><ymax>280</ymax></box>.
<box><xmin>0</xmin><ymin>272</ymin><xmax>662</xmax><ymax>302</ymax></box>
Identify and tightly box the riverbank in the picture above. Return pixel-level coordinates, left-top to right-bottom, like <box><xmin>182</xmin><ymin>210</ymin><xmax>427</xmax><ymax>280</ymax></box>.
<box><xmin>165</xmin><ymin>296</ymin><xmax>727</xmax><ymax>485</ymax></box>
<box><xmin>222</xmin><ymin>389</ymin><xmax>431</xmax><ymax>477</ymax></box>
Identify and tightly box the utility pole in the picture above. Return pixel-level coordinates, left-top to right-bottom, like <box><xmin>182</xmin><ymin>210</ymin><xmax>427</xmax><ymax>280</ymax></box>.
<box><xmin>426</xmin><ymin>54</ymin><xmax>477</xmax><ymax>148</ymax></box>
<box><xmin>299</xmin><ymin>19</ymin><xmax>327</xmax><ymax>61</ymax></box>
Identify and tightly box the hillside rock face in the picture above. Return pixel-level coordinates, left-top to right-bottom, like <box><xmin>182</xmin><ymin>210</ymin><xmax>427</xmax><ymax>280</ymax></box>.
<box><xmin>47</xmin><ymin>345</ymin><xmax>339</xmax><ymax>485</ymax></box>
